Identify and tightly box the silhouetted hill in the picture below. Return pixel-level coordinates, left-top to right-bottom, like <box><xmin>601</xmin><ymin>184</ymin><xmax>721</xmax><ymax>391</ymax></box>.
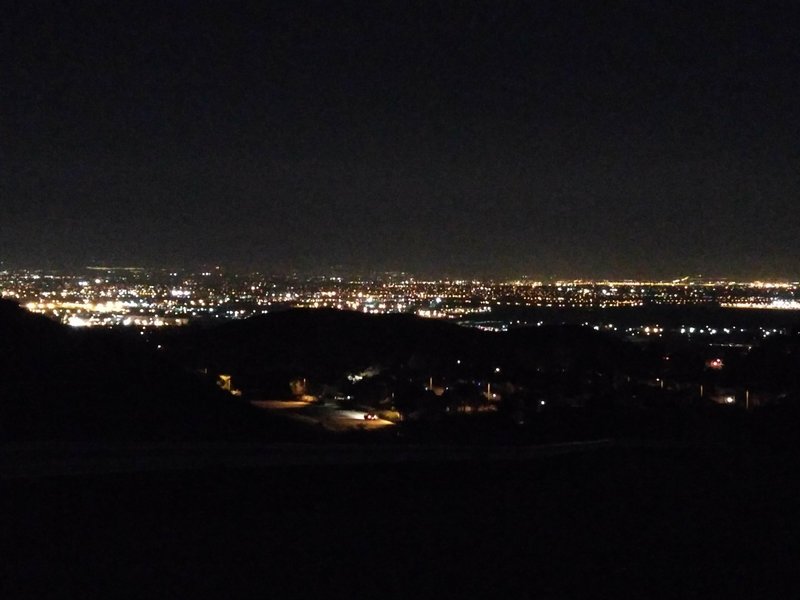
<box><xmin>159</xmin><ymin>309</ymin><xmax>473</xmax><ymax>380</ymax></box>
<box><xmin>0</xmin><ymin>300</ymin><xmax>308</xmax><ymax>441</ymax></box>
<box><xmin>504</xmin><ymin>324</ymin><xmax>631</xmax><ymax>371</ymax></box>
<box><xmin>157</xmin><ymin>308</ymin><xmax>625</xmax><ymax>395</ymax></box>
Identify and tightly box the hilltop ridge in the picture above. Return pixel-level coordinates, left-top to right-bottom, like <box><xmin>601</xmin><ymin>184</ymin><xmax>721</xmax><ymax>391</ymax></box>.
<box><xmin>0</xmin><ymin>299</ymin><xmax>306</xmax><ymax>441</ymax></box>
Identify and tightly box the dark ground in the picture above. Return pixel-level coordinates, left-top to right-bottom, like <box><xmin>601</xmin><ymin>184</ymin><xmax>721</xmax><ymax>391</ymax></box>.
<box><xmin>2</xmin><ymin>446</ymin><xmax>800</xmax><ymax>599</ymax></box>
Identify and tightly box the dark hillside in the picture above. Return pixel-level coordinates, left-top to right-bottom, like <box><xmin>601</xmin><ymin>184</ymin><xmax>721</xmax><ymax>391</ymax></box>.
<box><xmin>0</xmin><ymin>300</ymin><xmax>306</xmax><ymax>441</ymax></box>
<box><xmin>158</xmin><ymin>308</ymin><xmax>485</xmax><ymax>389</ymax></box>
<box><xmin>156</xmin><ymin>309</ymin><xmax>624</xmax><ymax>394</ymax></box>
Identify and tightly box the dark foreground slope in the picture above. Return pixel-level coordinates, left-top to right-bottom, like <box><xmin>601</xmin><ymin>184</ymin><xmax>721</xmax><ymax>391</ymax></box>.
<box><xmin>0</xmin><ymin>300</ymin><xmax>310</xmax><ymax>441</ymax></box>
<box><xmin>3</xmin><ymin>446</ymin><xmax>799</xmax><ymax>599</ymax></box>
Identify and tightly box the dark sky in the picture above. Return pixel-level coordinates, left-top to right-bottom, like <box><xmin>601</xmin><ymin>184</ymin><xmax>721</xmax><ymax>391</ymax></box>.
<box><xmin>2</xmin><ymin>1</ymin><xmax>799</xmax><ymax>278</ymax></box>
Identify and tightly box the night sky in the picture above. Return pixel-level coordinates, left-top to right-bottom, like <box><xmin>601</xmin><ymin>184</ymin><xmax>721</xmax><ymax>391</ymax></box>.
<box><xmin>3</xmin><ymin>1</ymin><xmax>799</xmax><ymax>278</ymax></box>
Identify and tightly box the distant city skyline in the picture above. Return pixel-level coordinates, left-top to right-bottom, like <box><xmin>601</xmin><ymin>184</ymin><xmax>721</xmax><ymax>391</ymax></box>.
<box><xmin>4</xmin><ymin>266</ymin><xmax>799</xmax><ymax>332</ymax></box>
<box><xmin>2</xmin><ymin>259</ymin><xmax>800</xmax><ymax>284</ymax></box>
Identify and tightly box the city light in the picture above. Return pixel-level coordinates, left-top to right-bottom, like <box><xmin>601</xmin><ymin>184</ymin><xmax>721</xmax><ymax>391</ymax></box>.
<box><xmin>2</xmin><ymin>269</ymin><xmax>798</xmax><ymax>331</ymax></box>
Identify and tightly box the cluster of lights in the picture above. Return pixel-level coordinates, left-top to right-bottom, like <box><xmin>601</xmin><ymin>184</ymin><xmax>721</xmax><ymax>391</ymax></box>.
<box><xmin>722</xmin><ymin>299</ymin><xmax>800</xmax><ymax>310</ymax></box>
<box><xmin>2</xmin><ymin>269</ymin><xmax>798</xmax><ymax>329</ymax></box>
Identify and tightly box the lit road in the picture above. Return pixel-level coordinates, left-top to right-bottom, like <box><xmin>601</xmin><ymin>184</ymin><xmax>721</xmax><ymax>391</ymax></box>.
<box><xmin>251</xmin><ymin>400</ymin><xmax>395</xmax><ymax>431</ymax></box>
